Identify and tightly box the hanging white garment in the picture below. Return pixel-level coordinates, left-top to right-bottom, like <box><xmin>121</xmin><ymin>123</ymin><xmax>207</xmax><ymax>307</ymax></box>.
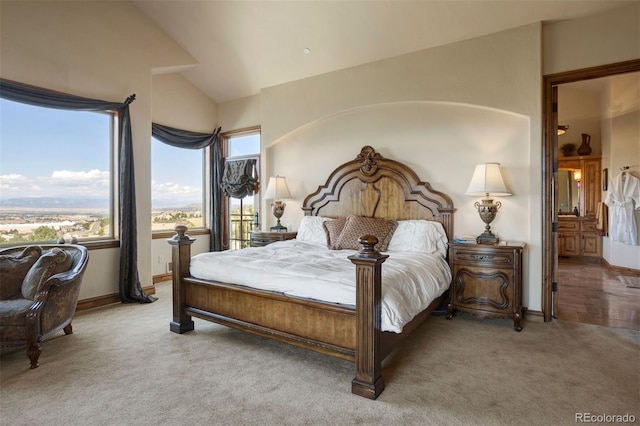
<box><xmin>604</xmin><ymin>172</ymin><xmax>640</xmax><ymax>245</ymax></box>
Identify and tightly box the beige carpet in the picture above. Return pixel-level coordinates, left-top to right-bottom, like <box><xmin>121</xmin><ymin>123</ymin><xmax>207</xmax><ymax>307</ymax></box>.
<box><xmin>1</xmin><ymin>281</ymin><xmax>638</xmax><ymax>426</ymax></box>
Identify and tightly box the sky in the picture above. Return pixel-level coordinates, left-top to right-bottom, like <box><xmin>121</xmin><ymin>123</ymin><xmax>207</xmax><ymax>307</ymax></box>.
<box><xmin>0</xmin><ymin>98</ymin><xmax>203</xmax><ymax>208</ymax></box>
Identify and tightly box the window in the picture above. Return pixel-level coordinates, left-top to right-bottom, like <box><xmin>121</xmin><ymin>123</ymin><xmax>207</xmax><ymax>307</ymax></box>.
<box><xmin>151</xmin><ymin>137</ymin><xmax>205</xmax><ymax>232</ymax></box>
<box><xmin>0</xmin><ymin>98</ymin><xmax>115</xmax><ymax>245</ymax></box>
<box><xmin>224</xmin><ymin>130</ymin><xmax>260</xmax><ymax>250</ymax></box>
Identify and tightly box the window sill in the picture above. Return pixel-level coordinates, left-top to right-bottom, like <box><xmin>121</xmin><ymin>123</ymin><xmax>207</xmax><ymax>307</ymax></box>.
<box><xmin>0</xmin><ymin>239</ymin><xmax>120</xmax><ymax>250</ymax></box>
<box><xmin>152</xmin><ymin>228</ymin><xmax>210</xmax><ymax>240</ymax></box>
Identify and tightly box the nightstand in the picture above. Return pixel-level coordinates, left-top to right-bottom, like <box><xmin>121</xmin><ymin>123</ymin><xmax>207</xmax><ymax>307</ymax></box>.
<box><xmin>446</xmin><ymin>241</ymin><xmax>525</xmax><ymax>331</ymax></box>
<box><xmin>249</xmin><ymin>230</ymin><xmax>297</xmax><ymax>247</ymax></box>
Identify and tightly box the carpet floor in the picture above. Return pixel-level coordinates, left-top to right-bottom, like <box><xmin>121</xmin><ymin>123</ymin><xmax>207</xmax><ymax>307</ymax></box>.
<box><xmin>1</xmin><ymin>282</ymin><xmax>638</xmax><ymax>426</ymax></box>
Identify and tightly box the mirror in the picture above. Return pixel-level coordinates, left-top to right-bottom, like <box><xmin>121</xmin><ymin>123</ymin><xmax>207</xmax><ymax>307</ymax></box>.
<box><xmin>558</xmin><ymin>168</ymin><xmax>581</xmax><ymax>215</ymax></box>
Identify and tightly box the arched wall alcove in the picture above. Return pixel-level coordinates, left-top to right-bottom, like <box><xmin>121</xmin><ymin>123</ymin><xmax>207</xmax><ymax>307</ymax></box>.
<box><xmin>267</xmin><ymin>100</ymin><xmax>529</xmax><ymax>240</ymax></box>
<box><xmin>262</xmin><ymin>100</ymin><xmax>535</xmax><ymax>308</ymax></box>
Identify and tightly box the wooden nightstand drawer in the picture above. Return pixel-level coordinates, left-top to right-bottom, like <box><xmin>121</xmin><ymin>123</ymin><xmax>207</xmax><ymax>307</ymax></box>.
<box><xmin>249</xmin><ymin>231</ymin><xmax>297</xmax><ymax>247</ymax></box>
<box><xmin>451</xmin><ymin>248</ymin><xmax>514</xmax><ymax>267</ymax></box>
<box><xmin>251</xmin><ymin>236</ymin><xmax>275</xmax><ymax>246</ymax></box>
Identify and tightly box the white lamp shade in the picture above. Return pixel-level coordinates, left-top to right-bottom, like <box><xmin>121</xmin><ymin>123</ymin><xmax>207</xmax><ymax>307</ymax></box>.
<box><xmin>264</xmin><ymin>176</ymin><xmax>292</xmax><ymax>200</ymax></box>
<box><xmin>465</xmin><ymin>163</ymin><xmax>511</xmax><ymax>196</ymax></box>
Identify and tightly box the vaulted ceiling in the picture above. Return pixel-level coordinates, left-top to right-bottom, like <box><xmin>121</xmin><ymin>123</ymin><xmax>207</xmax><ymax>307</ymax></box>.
<box><xmin>133</xmin><ymin>1</ymin><xmax>632</xmax><ymax>104</ymax></box>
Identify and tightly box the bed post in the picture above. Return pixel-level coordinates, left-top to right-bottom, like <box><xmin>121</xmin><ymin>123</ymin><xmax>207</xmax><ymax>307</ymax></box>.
<box><xmin>348</xmin><ymin>235</ymin><xmax>389</xmax><ymax>400</ymax></box>
<box><xmin>168</xmin><ymin>225</ymin><xmax>195</xmax><ymax>334</ymax></box>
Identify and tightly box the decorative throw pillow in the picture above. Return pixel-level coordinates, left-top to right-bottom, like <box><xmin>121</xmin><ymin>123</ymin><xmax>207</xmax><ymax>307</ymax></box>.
<box><xmin>296</xmin><ymin>216</ymin><xmax>330</xmax><ymax>245</ymax></box>
<box><xmin>387</xmin><ymin>220</ymin><xmax>449</xmax><ymax>257</ymax></box>
<box><xmin>322</xmin><ymin>217</ymin><xmax>347</xmax><ymax>249</ymax></box>
<box><xmin>21</xmin><ymin>248</ymin><xmax>73</xmax><ymax>300</ymax></box>
<box><xmin>333</xmin><ymin>215</ymin><xmax>398</xmax><ymax>252</ymax></box>
<box><xmin>0</xmin><ymin>246</ymin><xmax>42</xmax><ymax>300</ymax></box>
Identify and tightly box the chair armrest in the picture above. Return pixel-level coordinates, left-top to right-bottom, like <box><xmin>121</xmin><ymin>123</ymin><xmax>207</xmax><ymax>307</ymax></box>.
<box><xmin>31</xmin><ymin>265</ymin><xmax>87</xmax><ymax>336</ymax></box>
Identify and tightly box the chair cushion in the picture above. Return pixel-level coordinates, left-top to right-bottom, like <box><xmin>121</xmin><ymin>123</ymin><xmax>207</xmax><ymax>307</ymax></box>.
<box><xmin>0</xmin><ymin>246</ymin><xmax>42</xmax><ymax>300</ymax></box>
<box><xmin>21</xmin><ymin>248</ymin><xmax>73</xmax><ymax>300</ymax></box>
<box><xmin>0</xmin><ymin>298</ymin><xmax>33</xmax><ymax>326</ymax></box>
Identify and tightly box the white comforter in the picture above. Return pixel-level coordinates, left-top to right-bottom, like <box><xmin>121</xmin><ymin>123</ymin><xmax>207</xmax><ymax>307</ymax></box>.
<box><xmin>190</xmin><ymin>240</ymin><xmax>451</xmax><ymax>333</ymax></box>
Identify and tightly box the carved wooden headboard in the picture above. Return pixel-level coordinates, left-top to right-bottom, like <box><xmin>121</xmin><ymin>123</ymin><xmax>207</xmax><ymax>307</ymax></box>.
<box><xmin>302</xmin><ymin>146</ymin><xmax>455</xmax><ymax>240</ymax></box>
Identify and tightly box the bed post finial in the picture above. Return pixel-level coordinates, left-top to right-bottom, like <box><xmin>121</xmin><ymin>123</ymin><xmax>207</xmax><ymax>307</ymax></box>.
<box><xmin>170</xmin><ymin>225</ymin><xmax>190</xmax><ymax>242</ymax></box>
<box><xmin>353</xmin><ymin>235</ymin><xmax>382</xmax><ymax>258</ymax></box>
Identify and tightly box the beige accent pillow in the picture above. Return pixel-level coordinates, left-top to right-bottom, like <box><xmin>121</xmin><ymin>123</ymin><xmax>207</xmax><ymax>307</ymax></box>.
<box><xmin>322</xmin><ymin>217</ymin><xmax>347</xmax><ymax>249</ymax></box>
<box><xmin>386</xmin><ymin>220</ymin><xmax>449</xmax><ymax>257</ymax></box>
<box><xmin>297</xmin><ymin>216</ymin><xmax>330</xmax><ymax>245</ymax></box>
<box><xmin>21</xmin><ymin>248</ymin><xmax>73</xmax><ymax>300</ymax></box>
<box><xmin>333</xmin><ymin>215</ymin><xmax>398</xmax><ymax>252</ymax></box>
<box><xmin>0</xmin><ymin>246</ymin><xmax>42</xmax><ymax>300</ymax></box>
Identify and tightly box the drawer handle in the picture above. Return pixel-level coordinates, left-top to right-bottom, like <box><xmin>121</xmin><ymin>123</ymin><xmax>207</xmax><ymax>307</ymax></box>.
<box><xmin>470</xmin><ymin>254</ymin><xmax>495</xmax><ymax>260</ymax></box>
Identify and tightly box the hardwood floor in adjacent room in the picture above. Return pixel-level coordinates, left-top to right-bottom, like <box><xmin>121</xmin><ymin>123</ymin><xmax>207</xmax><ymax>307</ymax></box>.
<box><xmin>556</xmin><ymin>260</ymin><xmax>640</xmax><ymax>330</ymax></box>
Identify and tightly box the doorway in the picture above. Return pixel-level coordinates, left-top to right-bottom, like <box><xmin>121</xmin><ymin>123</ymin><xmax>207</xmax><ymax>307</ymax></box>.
<box><xmin>542</xmin><ymin>59</ymin><xmax>640</xmax><ymax>324</ymax></box>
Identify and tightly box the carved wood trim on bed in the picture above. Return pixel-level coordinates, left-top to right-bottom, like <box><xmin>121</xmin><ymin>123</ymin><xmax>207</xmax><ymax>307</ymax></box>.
<box><xmin>302</xmin><ymin>145</ymin><xmax>454</xmax><ymax>240</ymax></box>
<box><xmin>168</xmin><ymin>146</ymin><xmax>455</xmax><ymax>400</ymax></box>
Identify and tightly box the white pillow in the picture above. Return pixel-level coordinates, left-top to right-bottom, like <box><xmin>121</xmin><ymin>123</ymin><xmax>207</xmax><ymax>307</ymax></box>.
<box><xmin>386</xmin><ymin>220</ymin><xmax>449</xmax><ymax>257</ymax></box>
<box><xmin>296</xmin><ymin>216</ymin><xmax>329</xmax><ymax>246</ymax></box>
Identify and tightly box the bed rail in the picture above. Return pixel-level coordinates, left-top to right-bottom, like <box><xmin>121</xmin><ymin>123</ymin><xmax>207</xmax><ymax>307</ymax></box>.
<box><xmin>168</xmin><ymin>226</ymin><xmax>389</xmax><ymax>400</ymax></box>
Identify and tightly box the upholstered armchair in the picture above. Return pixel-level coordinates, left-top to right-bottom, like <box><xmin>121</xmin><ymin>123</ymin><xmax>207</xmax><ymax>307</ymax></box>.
<box><xmin>0</xmin><ymin>244</ymin><xmax>88</xmax><ymax>368</ymax></box>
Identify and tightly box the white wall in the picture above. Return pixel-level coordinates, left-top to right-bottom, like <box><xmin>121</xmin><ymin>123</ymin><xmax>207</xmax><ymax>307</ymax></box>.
<box><xmin>0</xmin><ymin>1</ymin><xmax>206</xmax><ymax>300</ymax></box>
<box><xmin>256</xmin><ymin>24</ymin><xmax>542</xmax><ymax>310</ymax></box>
<box><xmin>545</xmin><ymin>2</ymin><xmax>639</xmax><ymax>271</ymax></box>
<box><xmin>269</xmin><ymin>102</ymin><xmax>530</xmax><ymax>237</ymax></box>
<box><xmin>558</xmin><ymin>86</ymin><xmax>602</xmax><ymax>157</ymax></box>
<box><xmin>152</xmin><ymin>73</ymin><xmax>218</xmax><ymax>132</ymax></box>
<box><xmin>542</xmin><ymin>2</ymin><xmax>640</xmax><ymax>75</ymax></box>
<box><xmin>219</xmin><ymin>3</ymin><xmax>640</xmax><ymax>315</ymax></box>
<box><xmin>150</xmin><ymin>73</ymin><xmax>218</xmax><ymax>277</ymax></box>
<box><xmin>218</xmin><ymin>95</ymin><xmax>261</xmax><ymax>132</ymax></box>
<box><xmin>601</xmin><ymin>73</ymin><xmax>640</xmax><ymax>269</ymax></box>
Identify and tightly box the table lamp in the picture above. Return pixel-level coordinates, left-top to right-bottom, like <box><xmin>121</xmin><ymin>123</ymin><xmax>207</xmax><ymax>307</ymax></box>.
<box><xmin>264</xmin><ymin>175</ymin><xmax>292</xmax><ymax>231</ymax></box>
<box><xmin>465</xmin><ymin>163</ymin><xmax>511</xmax><ymax>244</ymax></box>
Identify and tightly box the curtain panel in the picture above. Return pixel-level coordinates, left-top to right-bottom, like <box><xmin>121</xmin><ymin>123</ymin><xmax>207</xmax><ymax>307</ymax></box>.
<box><xmin>0</xmin><ymin>78</ymin><xmax>154</xmax><ymax>303</ymax></box>
<box><xmin>221</xmin><ymin>159</ymin><xmax>258</xmax><ymax>199</ymax></box>
<box><xmin>151</xmin><ymin>123</ymin><xmax>223</xmax><ymax>252</ymax></box>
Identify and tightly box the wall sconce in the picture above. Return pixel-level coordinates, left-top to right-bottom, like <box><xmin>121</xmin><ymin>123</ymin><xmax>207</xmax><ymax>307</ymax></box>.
<box><xmin>465</xmin><ymin>163</ymin><xmax>512</xmax><ymax>244</ymax></box>
<box><xmin>264</xmin><ymin>175</ymin><xmax>292</xmax><ymax>232</ymax></box>
<box><xmin>557</xmin><ymin>125</ymin><xmax>569</xmax><ymax>136</ymax></box>
<box><xmin>573</xmin><ymin>170</ymin><xmax>581</xmax><ymax>182</ymax></box>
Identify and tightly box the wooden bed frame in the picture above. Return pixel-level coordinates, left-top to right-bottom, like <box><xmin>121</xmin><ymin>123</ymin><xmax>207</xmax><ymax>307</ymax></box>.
<box><xmin>168</xmin><ymin>146</ymin><xmax>455</xmax><ymax>399</ymax></box>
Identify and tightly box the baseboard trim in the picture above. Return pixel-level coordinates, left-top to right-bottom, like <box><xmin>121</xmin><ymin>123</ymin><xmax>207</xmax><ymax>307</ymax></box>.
<box><xmin>601</xmin><ymin>258</ymin><xmax>640</xmax><ymax>277</ymax></box>
<box><xmin>153</xmin><ymin>273</ymin><xmax>172</xmax><ymax>284</ymax></box>
<box><xmin>76</xmin><ymin>285</ymin><xmax>156</xmax><ymax>312</ymax></box>
<box><xmin>523</xmin><ymin>308</ymin><xmax>545</xmax><ymax>323</ymax></box>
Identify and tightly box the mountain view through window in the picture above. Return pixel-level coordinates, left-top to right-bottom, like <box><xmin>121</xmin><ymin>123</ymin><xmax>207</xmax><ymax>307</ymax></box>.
<box><xmin>0</xmin><ymin>98</ymin><xmax>114</xmax><ymax>244</ymax></box>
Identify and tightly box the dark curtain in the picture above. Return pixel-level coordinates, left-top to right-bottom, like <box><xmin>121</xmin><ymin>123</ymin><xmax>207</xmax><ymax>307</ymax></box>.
<box><xmin>221</xmin><ymin>159</ymin><xmax>258</xmax><ymax>199</ymax></box>
<box><xmin>0</xmin><ymin>78</ymin><xmax>154</xmax><ymax>303</ymax></box>
<box><xmin>151</xmin><ymin>123</ymin><xmax>223</xmax><ymax>252</ymax></box>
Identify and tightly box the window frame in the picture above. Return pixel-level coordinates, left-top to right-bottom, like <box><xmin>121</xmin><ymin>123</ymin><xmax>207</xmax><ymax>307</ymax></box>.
<box><xmin>0</xmin><ymin>95</ymin><xmax>120</xmax><ymax>250</ymax></box>
<box><xmin>150</xmin><ymin>137</ymin><xmax>209</xmax><ymax>239</ymax></box>
<box><xmin>220</xmin><ymin>126</ymin><xmax>261</xmax><ymax>250</ymax></box>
